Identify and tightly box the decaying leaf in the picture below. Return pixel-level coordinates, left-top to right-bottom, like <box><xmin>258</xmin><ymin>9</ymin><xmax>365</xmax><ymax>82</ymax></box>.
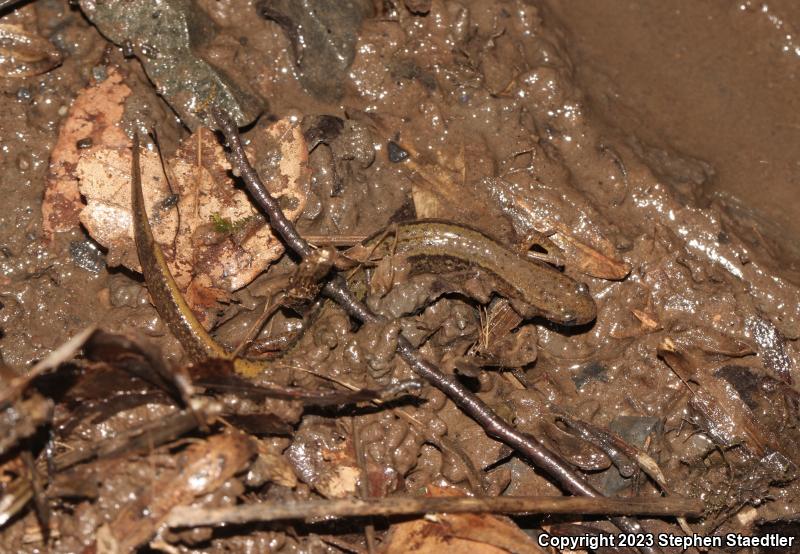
<box><xmin>78</xmin><ymin>120</ymin><xmax>309</xmax><ymax>326</ymax></box>
<box><xmin>548</xmin><ymin>226</ymin><xmax>631</xmax><ymax>280</ymax></box>
<box><xmin>97</xmin><ymin>431</ymin><xmax>255</xmax><ymax>552</ymax></box>
<box><xmin>496</xmin><ymin>188</ymin><xmax>631</xmax><ymax>280</ymax></box>
<box><xmin>78</xmin><ymin>148</ymin><xmax>178</xmax><ymax>270</ymax></box>
<box><xmin>43</xmin><ymin>67</ymin><xmax>132</xmax><ymax>236</ymax></box>
<box><xmin>658</xmin><ymin>339</ymin><xmax>791</xmax><ymax>464</ymax></box>
<box><xmin>169</xmin><ymin>123</ymin><xmax>308</xmax><ymax>292</ymax></box>
<box><xmin>382</xmin><ymin>486</ymin><xmax>544</xmax><ymax>554</ymax></box>
<box><xmin>287</xmin><ymin>418</ymin><xmax>362</xmax><ymax>499</ymax></box>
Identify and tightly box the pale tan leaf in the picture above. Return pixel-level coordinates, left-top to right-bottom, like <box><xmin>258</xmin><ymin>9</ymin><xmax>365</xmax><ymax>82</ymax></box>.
<box><xmin>382</xmin><ymin>486</ymin><xmax>545</xmax><ymax>554</ymax></box>
<box><xmin>77</xmin><ymin>118</ymin><xmax>309</xmax><ymax>329</ymax></box>
<box><xmin>43</xmin><ymin>67</ymin><xmax>131</xmax><ymax>236</ymax></box>
<box><xmin>78</xmin><ymin>148</ymin><xmax>178</xmax><ymax>271</ymax></box>
<box><xmin>411</xmin><ymin>182</ymin><xmax>443</xmax><ymax>218</ymax></box>
<box><xmin>631</xmin><ymin>308</ymin><xmax>660</xmax><ymax>331</ymax></box>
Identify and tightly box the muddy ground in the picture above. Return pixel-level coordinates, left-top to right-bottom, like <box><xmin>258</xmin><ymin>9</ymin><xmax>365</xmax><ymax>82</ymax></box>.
<box><xmin>0</xmin><ymin>0</ymin><xmax>799</xmax><ymax>552</ymax></box>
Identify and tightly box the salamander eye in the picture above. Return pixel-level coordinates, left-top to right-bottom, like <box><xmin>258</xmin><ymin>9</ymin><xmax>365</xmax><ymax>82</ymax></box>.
<box><xmin>575</xmin><ymin>282</ymin><xmax>589</xmax><ymax>295</ymax></box>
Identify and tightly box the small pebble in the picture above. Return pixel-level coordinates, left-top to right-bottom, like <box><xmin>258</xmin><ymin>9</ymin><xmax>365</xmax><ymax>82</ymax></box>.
<box><xmin>387</xmin><ymin>140</ymin><xmax>409</xmax><ymax>163</ymax></box>
<box><xmin>91</xmin><ymin>65</ymin><xmax>107</xmax><ymax>82</ymax></box>
<box><xmin>69</xmin><ymin>240</ymin><xmax>106</xmax><ymax>273</ymax></box>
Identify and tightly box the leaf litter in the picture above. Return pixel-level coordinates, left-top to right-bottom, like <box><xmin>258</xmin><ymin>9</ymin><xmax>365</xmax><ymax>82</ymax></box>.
<box><xmin>7</xmin><ymin>0</ymin><xmax>800</xmax><ymax>551</ymax></box>
<box><xmin>77</xmin><ymin>108</ymin><xmax>306</xmax><ymax>327</ymax></box>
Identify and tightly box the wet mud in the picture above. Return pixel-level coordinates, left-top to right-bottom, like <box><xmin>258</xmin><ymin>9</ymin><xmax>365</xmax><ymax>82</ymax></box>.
<box><xmin>0</xmin><ymin>0</ymin><xmax>798</xmax><ymax>552</ymax></box>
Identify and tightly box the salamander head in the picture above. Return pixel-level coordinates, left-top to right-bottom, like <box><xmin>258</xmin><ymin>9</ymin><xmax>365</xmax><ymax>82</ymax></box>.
<box><xmin>549</xmin><ymin>280</ymin><xmax>596</xmax><ymax>326</ymax></box>
<box><xmin>520</xmin><ymin>279</ymin><xmax>596</xmax><ymax>326</ymax></box>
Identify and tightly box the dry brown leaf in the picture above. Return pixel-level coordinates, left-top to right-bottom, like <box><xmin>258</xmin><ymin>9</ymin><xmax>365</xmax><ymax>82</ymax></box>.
<box><xmin>382</xmin><ymin>486</ymin><xmax>544</xmax><ymax>554</ymax></box>
<box><xmin>78</xmin><ymin>119</ymin><xmax>309</xmax><ymax>327</ymax></box>
<box><xmin>43</xmin><ymin>67</ymin><xmax>131</xmax><ymax>237</ymax></box>
<box><xmin>100</xmin><ymin>432</ymin><xmax>255</xmax><ymax>552</ymax></box>
<box><xmin>549</xmin><ymin>228</ymin><xmax>631</xmax><ymax>280</ymax></box>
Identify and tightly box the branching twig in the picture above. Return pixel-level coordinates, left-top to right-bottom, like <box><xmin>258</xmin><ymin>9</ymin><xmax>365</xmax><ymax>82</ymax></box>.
<box><xmin>167</xmin><ymin>495</ymin><xmax>704</xmax><ymax>528</ymax></box>
<box><xmin>211</xmin><ymin>108</ymin><xmax>668</xmax><ymax>552</ymax></box>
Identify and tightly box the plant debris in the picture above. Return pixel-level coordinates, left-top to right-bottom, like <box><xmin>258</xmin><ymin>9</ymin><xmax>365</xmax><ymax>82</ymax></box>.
<box><xmin>42</xmin><ymin>67</ymin><xmax>131</xmax><ymax>237</ymax></box>
<box><xmin>78</xmin><ymin>119</ymin><xmax>308</xmax><ymax>326</ymax></box>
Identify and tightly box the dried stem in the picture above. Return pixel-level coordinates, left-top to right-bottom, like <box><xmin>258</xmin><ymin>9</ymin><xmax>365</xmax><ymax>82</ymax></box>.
<box><xmin>167</xmin><ymin>495</ymin><xmax>703</xmax><ymax>528</ymax></box>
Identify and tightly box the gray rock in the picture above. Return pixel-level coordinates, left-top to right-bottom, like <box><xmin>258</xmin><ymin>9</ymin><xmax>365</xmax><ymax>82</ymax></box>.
<box><xmin>80</xmin><ymin>0</ymin><xmax>264</xmax><ymax>129</ymax></box>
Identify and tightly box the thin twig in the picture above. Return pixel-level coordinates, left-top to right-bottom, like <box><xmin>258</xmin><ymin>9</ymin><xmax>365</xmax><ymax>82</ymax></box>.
<box><xmin>167</xmin><ymin>495</ymin><xmax>704</xmax><ymax>528</ymax></box>
<box><xmin>231</xmin><ymin>292</ymin><xmax>285</xmax><ymax>359</ymax></box>
<box><xmin>351</xmin><ymin>418</ymin><xmax>377</xmax><ymax>554</ymax></box>
<box><xmin>211</xmin><ymin>108</ymin><xmax>667</xmax><ymax>552</ymax></box>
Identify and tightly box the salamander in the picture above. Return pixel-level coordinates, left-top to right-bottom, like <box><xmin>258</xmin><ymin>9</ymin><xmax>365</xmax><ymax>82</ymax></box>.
<box><xmin>130</xmin><ymin>138</ymin><xmax>596</xmax><ymax>377</ymax></box>
<box><xmin>358</xmin><ymin>221</ymin><xmax>596</xmax><ymax>326</ymax></box>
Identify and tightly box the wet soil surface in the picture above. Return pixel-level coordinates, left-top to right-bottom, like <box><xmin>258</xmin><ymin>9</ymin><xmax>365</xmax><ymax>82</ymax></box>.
<box><xmin>0</xmin><ymin>0</ymin><xmax>799</xmax><ymax>552</ymax></box>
